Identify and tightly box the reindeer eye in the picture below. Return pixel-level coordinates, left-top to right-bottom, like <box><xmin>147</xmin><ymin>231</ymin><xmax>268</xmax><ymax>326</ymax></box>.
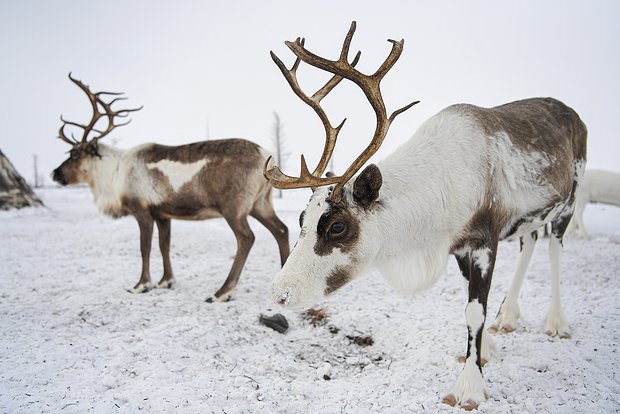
<box><xmin>329</xmin><ymin>222</ymin><xmax>346</xmax><ymax>236</ymax></box>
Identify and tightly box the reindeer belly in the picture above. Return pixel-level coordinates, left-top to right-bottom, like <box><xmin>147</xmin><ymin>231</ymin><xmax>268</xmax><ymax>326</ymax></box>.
<box><xmin>153</xmin><ymin>195</ymin><xmax>222</xmax><ymax>221</ymax></box>
<box><xmin>160</xmin><ymin>208</ymin><xmax>222</xmax><ymax>221</ymax></box>
<box><xmin>501</xmin><ymin>201</ymin><xmax>570</xmax><ymax>240</ymax></box>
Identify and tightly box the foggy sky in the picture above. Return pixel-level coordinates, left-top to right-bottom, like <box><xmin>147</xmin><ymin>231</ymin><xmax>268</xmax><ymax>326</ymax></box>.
<box><xmin>1</xmin><ymin>0</ymin><xmax>619</xmax><ymax>186</ymax></box>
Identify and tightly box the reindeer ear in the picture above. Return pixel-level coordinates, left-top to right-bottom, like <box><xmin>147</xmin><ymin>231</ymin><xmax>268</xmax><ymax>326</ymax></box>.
<box><xmin>353</xmin><ymin>164</ymin><xmax>382</xmax><ymax>209</ymax></box>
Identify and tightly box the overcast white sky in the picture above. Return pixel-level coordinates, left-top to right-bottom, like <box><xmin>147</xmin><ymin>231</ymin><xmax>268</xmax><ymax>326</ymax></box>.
<box><xmin>1</xmin><ymin>0</ymin><xmax>619</xmax><ymax>186</ymax></box>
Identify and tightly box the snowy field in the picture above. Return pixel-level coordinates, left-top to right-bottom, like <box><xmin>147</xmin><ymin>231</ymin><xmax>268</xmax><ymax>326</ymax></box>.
<box><xmin>1</xmin><ymin>186</ymin><xmax>619</xmax><ymax>413</ymax></box>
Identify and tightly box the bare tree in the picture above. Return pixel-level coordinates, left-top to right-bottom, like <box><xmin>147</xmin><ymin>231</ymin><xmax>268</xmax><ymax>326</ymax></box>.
<box><xmin>271</xmin><ymin>112</ymin><xmax>289</xmax><ymax>198</ymax></box>
<box><xmin>33</xmin><ymin>154</ymin><xmax>43</xmax><ymax>188</ymax></box>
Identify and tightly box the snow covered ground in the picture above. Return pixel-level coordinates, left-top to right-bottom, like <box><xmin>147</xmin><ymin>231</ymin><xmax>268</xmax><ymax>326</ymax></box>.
<box><xmin>1</xmin><ymin>186</ymin><xmax>619</xmax><ymax>413</ymax></box>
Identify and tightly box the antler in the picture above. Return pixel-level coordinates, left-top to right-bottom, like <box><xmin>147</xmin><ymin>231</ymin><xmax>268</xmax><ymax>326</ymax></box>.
<box><xmin>267</xmin><ymin>38</ymin><xmax>361</xmax><ymax>190</ymax></box>
<box><xmin>58</xmin><ymin>73</ymin><xmax>142</xmax><ymax>147</ymax></box>
<box><xmin>266</xmin><ymin>21</ymin><xmax>418</xmax><ymax>202</ymax></box>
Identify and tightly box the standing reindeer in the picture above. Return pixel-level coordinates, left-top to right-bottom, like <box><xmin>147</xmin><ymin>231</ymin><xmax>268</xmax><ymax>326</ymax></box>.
<box><xmin>265</xmin><ymin>22</ymin><xmax>586</xmax><ymax>410</ymax></box>
<box><xmin>52</xmin><ymin>73</ymin><xmax>289</xmax><ymax>302</ymax></box>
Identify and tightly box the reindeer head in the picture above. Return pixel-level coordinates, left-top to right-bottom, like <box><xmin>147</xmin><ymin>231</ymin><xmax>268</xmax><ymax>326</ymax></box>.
<box><xmin>265</xmin><ymin>22</ymin><xmax>417</xmax><ymax>309</ymax></box>
<box><xmin>52</xmin><ymin>73</ymin><xmax>141</xmax><ymax>185</ymax></box>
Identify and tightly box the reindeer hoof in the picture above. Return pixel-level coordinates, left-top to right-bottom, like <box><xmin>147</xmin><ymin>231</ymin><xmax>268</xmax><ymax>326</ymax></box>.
<box><xmin>442</xmin><ymin>394</ymin><xmax>457</xmax><ymax>407</ymax></box>
<box><xmin>461</xmin><ymin>399</ymin><xmax>480</xmax><ymax>411</ymax></box>
<box><xmin>128</xmin><ymin>282</ymin><xmax>153</xmax><ymax>294</ymax></box>
<box><xmin>205</xmin><ymin>293</ymin><xmax>232</xmax><ymax>303</ymax></box>
<box><xmin>545</xmin><ymin>310</ymin><xmax>571</xmax><ymax>339</ymax></box>
<box><xmin>545</xmin><ymin>329</ymin><xmax>572</xmax><ymax>339</ymax></box>
<box><xmin>156</xmin><ymin>278</ymin><xmax>176</xmax><ymax>289</ymax></box>
<box><xmin>489</xmin><ymin>323</ymin><xmax>515</xmax><ymax>334</ymax></box>
<box><xmin>456</xmin><ymin>355</ymin><xmax>487</xmax><ymax>366</ymax></box>
<box><xmin>442</xmin><ymin>394</ymin><xmax>482</xmax><ymax>411</ymax></box>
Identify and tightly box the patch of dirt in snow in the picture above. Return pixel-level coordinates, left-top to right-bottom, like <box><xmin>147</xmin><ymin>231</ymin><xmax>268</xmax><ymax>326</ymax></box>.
<box><xmin>0</xmin><ymin>187</ymin><xmax>619</xmax><ymax>413</ymax></box>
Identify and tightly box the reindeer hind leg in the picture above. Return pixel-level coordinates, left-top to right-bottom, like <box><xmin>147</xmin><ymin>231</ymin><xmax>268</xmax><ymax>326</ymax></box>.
<box><xmin>545</xmin><ymin>214</ymin><xmax>572</xmax><ymax>338</ymax></box>
<box><xmin>490</xmin><ymin>230</ymin><xmax>538</xmax><ymax>334</ymax></box>
<box><xmin>250</xmin><ymin>195</ymin><xmax>290</xmax><ymax>266</ymax></box>
<box><xmin>206</xmin><ymin>214</ymin><xmax>255</xmax><ymax>303</ymax></box>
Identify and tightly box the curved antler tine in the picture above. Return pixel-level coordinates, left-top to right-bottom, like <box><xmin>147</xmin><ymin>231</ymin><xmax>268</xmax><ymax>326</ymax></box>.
<box><xmin>300</xmin><ymin>154</ymin><xmax>311</xmax><ymax>177</ymax></box>
<box><xmin>67</xmin><ymin>72</ymin><xmax>79</xmax><ymax>83</ymax></box>
<box><xmin>270</xmin><ymin>51</ymin><xmax>297</xmax><ymax>88</ymax></box>
<box><xmin>114</xmin><ymin>119</ymin><xmax>132</xmax><ymax>128</ymax></box>
<box><xmin>108</xmin><ymin>96</ymin><xmax>128</xmax><ymax>106</ymax></box>
<box><xmin>61</xmin><ymin>117</ymin><xmax>89</xmax><ymax>131</ymax></box>
<box><xmin>96</xmin><ymin>91</ymin><xmax>124</xmax><ymax>96</ymax></box>
<box><xmin>68</xmin><ymin>73</ymin><xmax>93</xmax><ymax>97</ymax></box>
<box><xmin>58</xmin><ymin>122</ymin><xmax>77</xmax><ymax>145</ymax></box>
<box><xmin>311</xmin><ymin>117</ymin><xmax>346</xmax><ymax>179</ymax></box>
<box><xmin>372</xmin><ymin>38</ymin><xmax>405</xmax><ymax>81</ymax></box>
<box><xmin>264</xmin><ymin>165</ymin><xmax>299</xmax><ymax>189</ymax></box>
<box><xmin>111</xmin><ymin>106</ymin><xmax>143</xmax><ymax>121</ymax></box>
<box><xmin>340</xmin><ymin>21</ymin><xmax>357</xmax><ymax>63</ymax></box>
<box><xmin>120</xmin><ymin>105</ymin><xmax>144</xmax><ymax>113</ymax></box>
<box><xmin>389</xmin><ymin>100</ymin><xmax>420</xmax><ymax>123</ymax></box>
<box><xmin>350</xmin><ymin>50</ymin><xmax>361</xmax><ymax>67</ymax></box>
<box><xmin>291</xmin><ymin>38</ymin><xmax>304</xmax><ymax>72</ymax></box>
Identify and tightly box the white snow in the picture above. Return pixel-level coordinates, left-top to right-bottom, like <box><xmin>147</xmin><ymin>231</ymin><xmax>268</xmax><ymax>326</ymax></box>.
<box><xmin>1</xmin><ymin>186</ymin><xmax>619</xmax><ymax>413</ymax></box>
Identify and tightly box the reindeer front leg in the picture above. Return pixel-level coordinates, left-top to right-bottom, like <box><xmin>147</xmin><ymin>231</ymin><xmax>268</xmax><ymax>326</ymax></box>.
<box><xmin>129</xmin><ymin>213</ymin><xmax>154</xmax><ymax>293</ymax></box>
<box><xmin>155</xmin><ymin>218</ymin><xmax>175</xmax><ymax>289</ymax></box>
<box><xmin>444</xmin><ymin>238</ymin><xmax>497</xmax><ymax>411</ymax></box>
<box><xmin>455</xmin><ymin>255</ymin><xmax>495</xmax><ymax>366</ymax></box>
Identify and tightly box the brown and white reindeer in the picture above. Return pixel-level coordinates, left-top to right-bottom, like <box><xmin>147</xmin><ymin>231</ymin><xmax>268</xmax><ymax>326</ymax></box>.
<box><xmin>265</xmin><ymin>22</ymin><xmax>587</xmax><ymax>410</ymax></box>
<box><xmin>52</xmin><ymin>73</ymin><xmax>289</xmax><ymax>301</ymax></box>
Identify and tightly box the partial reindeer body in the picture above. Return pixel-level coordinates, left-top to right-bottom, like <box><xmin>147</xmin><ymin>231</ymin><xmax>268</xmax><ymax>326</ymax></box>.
<box><xmin>265</xmin><ymin>22</ymin><xmax>586</xmax><ymax>410</ymax></box>
<box><xmin>568</xmin><ymin>169</ymin><xmax>620</xmax><ymax>239</ymax></box>
<box><xmin>53</xmin><ymin>74</ymin><xmax>289</xmax><ymax>301</ymax></box>
<box><xmin>105</xmin><ymin>139</ymin><xmax>271</xmax><ymax>220</ymax></box>
<box><xmin>277</xmin><ymin>99</ymin><xmax>586</xmax><ymax>305</ymax></box>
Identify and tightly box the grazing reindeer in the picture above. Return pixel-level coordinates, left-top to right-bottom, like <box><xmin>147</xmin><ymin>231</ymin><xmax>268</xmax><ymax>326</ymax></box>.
<box><xmin>567</xmin><ymin>169</ymin><xmax>620</xmax><ymax>239</ymax></box>
<box><xmin>52</xmin><ymin>73</ymin><xmax>289</xmax><ymax>301</ymax></box>
<box><xmin>265</xmin><ymin>22</ymin><xmax>587</xmax><ymax>410</ymax></box>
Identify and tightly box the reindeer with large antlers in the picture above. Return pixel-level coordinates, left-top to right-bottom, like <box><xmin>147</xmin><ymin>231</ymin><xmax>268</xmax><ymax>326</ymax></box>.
<box><xmin>53</xmin><ymin>73</ymin><xmax>289</xmax><ymax>301</ymax></box>
<box><xmin>266</xmin><ymin>22</ymin><xmax>587</xmax><ymax>410</ymax></box>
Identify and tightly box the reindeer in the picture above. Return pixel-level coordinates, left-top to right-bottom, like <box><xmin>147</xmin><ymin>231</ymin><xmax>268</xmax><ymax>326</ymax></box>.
<box><xmin>265</xmin><ymin>22</ymin><xmax>587</xmax><ymax>410</ymax></box>
<box><xmin>52</xmin><ymin>73</ymin><xmax>289</xmax><ymax>302</ymax></box>
<box><xmin>567</xmin><ymin>169</ymin><xmax>620</xmax><ymax>239</ymax></box>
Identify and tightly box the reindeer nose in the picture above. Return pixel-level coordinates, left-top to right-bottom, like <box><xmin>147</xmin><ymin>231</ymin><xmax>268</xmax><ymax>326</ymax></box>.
<box><xmin>52</xmin><ymin>169</ymin><xmax>66</xmax><ymax>185</ymax></box>
<box><xmin>273</xmin><ymin>287</ymin><xmax>291</xmax><ymax>307</ymax></box>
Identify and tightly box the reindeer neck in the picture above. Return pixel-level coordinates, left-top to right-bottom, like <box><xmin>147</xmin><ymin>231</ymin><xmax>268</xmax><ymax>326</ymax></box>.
<box><xmin>86</xmin><ymin>144</ymin><xmax>127</xmax><ymax>217</ymax></box>
<box><xmin>385</xmin><ymin>109</ymin><xmax>486</xmax><ymax>229</ymax></box>
<box><xmin>369</xmin><ymin>112</ymin><xmax>486</xmax><ymax>291</ymax></box>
